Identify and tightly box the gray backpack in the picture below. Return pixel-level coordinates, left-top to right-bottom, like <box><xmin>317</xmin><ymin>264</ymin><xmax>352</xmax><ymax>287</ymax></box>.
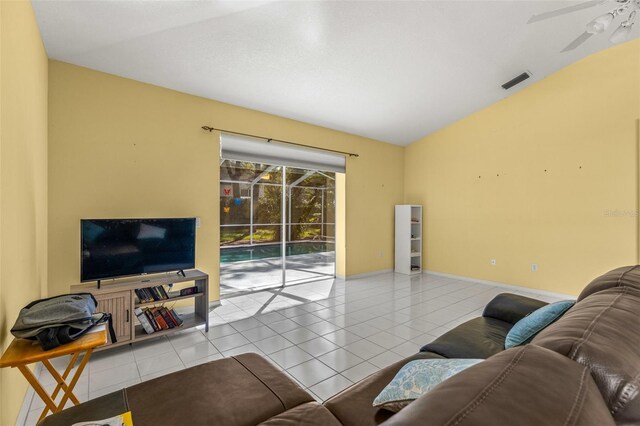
<box><xmin>11</xmin><ymin>293</ymin><xmax>116</xmax><ymax>350</ymax></box>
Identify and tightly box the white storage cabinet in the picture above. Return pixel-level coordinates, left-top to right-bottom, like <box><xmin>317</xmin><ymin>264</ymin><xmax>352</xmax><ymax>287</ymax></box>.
<box><xmin>395</xmin><ymin>205</ymin><xmax>422</xmax><ymax>275</ymax></box>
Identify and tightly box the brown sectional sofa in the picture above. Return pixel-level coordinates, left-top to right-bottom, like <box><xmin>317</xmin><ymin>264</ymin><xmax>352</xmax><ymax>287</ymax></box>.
<box><xmin>41</xmin><ymin>265</ymin><xmax>640</xmax><ymax>425</ymax></box>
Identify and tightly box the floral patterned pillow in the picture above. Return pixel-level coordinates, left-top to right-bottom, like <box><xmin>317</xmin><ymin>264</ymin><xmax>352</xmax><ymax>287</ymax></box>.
<box><xmin>373</xmin><ymin>358</ymin><xmax>483</xmax><ymax>412</ymax></box>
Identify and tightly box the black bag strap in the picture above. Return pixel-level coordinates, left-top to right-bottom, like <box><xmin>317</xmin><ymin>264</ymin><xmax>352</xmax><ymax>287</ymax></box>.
<box><xmin>68</xmin><ymin>313</ymin><xmax>117</xmax><ymax>344</ymax></box>
<box><xmin>102</xmin><ymin>313</ymin><xmax>118</xmax><ymax>344</ymax></box>
<box><xmin>34</xmin><ymin>313</ymin><xmax>117</xmax><ymax>351</ymax></box>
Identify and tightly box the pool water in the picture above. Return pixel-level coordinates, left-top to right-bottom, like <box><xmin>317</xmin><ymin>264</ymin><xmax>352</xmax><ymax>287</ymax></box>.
<box><xmin>220</xmin><ymin>242</ymin><xmax>335</xmax><ymax>263</ymax></box>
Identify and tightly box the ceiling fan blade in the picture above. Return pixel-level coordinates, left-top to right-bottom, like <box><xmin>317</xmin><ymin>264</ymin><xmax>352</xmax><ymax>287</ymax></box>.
<box><xmin>561</xmin><ymin>31</ymin><xmax>594</xmax><ymax>52</ymax></box>
<box><xmin>528</xmin><ymin>0</ymin><xmax>607</xmax><ymax>24</ymax></box>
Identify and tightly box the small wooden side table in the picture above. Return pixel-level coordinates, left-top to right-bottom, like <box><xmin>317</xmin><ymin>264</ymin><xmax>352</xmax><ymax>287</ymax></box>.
<box><xmin>0</xmin><ymin>326</ymin><xmax>107</xmax><ymax>423</ymax></box>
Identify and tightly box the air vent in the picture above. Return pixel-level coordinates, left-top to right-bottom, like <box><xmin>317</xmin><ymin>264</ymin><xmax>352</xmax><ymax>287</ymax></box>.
<box><xmin>501</xmin><ymin>72</ymin><xmax>531</xmax><ymax>90</ymax></box>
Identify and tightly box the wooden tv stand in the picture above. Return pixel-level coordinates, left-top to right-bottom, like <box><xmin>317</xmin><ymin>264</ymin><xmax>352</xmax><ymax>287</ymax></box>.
<box><xmin>71</xmin><ymin>270</ymin><xmax>209</xmax><ymax>349</ymax></box>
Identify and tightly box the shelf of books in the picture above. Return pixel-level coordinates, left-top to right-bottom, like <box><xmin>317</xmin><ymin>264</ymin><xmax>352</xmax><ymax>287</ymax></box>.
<box><xmin>136</xmin><ymin>292</ymin><xmax>204</xmax><ymax>308</ymax></box>
<box><xmin>134</xmin><ymin>312</ymin><xmax>207</xmax><ymax>342</ymax></box>
<box><xmin>132</xmin><ymin>281</ymin><xmax>207</xmax><ymax>339</ymax></box>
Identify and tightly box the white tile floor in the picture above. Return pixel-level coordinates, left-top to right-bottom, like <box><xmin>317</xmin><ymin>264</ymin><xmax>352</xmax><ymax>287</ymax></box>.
<box><xmin>21</xmin><ymin>272</ymin><xmax>564</xmax><ymax>426</ymax></box>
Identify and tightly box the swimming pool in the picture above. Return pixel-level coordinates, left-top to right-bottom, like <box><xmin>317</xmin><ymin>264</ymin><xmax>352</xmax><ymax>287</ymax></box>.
<box><xmin>220</xmin><ymin>242</ymin><xmax>335</xmax><ymax>263</ymax></box>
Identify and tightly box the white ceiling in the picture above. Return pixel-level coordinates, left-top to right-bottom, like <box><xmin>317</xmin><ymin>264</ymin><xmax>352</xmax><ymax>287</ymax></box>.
<box><xmin>32</xmin><ymin>0</ymin><xmax>639</xmax><ymax>146</ymax></box>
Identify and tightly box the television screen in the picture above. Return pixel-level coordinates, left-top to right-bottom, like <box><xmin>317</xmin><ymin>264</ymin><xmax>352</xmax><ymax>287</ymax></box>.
<box><xmin>81</xmin><ymin>218</ymin><xmax>196</xmax><ymax>282</ymax></box>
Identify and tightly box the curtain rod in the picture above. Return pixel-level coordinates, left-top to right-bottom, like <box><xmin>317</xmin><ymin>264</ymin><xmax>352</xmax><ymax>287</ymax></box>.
<box><xmin>201</xmin><ymin>126</ymin><xmax>359</xmax><ymax>158</ymax></box>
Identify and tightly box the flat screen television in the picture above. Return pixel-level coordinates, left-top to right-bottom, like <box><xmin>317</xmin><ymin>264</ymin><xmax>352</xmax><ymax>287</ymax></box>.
<box><xmin>81</xmin><ymin>218</ymin><xmax>196</xmax><ymax>282</ymax></box>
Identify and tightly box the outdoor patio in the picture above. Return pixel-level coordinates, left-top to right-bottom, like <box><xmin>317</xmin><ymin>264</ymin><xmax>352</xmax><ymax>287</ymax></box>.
<box><xmin>220</xmin><ymin>252</ymin><xmax>336</xmax><ymax>295</ymax></box>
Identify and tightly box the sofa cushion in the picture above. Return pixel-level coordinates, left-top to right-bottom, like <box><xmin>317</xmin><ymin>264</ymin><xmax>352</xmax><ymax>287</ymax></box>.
<box><xmin>532</xmin><ymin>287</ymin><xmax>640</xmax><ymax>424</ymax></box>
<box><xmin>126</xmin><ymin>353</ymin><xmax>314</xmax><ymax>426</ymax></box>
<box><xmin>382</xmin><ymin>345</ymin><xmax>615</xmax><ymax>426</ymax></box>
<box><xmin>323</xmin><ymin>351</ymin><xmax>443</xmax><ymax>426</ymax></box>
<box><xmin>373</xmin><ymin>358</ymin><xmax>482</xmax><ymax>412</ymax></box>
<box><xmin>504</xmin><ymin>300</ymin><xmax>575</xmax><ymax>348</ymax></box>
<box><xmin>578</xmin><ymin>265</ymin><xmax>640</xmax><ymax>301</ymax></box>
<box><xmin>420</xmin><ymin>317</ymin><xmax>511</xmax><ymax>358</ymax></box>
<box><xmin>259</xmin><ymin>402</ymin><xmax>341</xmax><ymax>425</ymax></box>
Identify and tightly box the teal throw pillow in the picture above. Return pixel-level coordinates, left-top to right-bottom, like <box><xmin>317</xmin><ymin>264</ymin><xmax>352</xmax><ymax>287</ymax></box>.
<box><xmin>373</xmin><ymin>358</ymin><xmax>482</xmax><ymax>412</ymax></box>
<box><xmin>505</xmin><ymin>300</ymin><xmax>575</xmax><ymax>349</ymax></box>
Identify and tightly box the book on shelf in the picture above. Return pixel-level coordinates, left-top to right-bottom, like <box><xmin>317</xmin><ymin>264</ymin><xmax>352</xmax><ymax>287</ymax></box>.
<box><xmin>135</xmin><ymin>285</ymin><xmax>172</xmax><ymax>304</ymax></box>
<box><xmin>159</xmin><ymin>307</ymin><xmax>175</xmax><ymax>329</ymax></box>
<box><xmin>151</xmin><ymin>286</ymin><xmax>164</xmax><ymax>300</ymax></box>
<box><xmin>148</xmin><ymin>287</ymin><xmax>160</xmax><ymax>301</ymax></box>
<box><xmin>164</xmin><ymin>307</ymin><xmax>181</xmax><ymax>327</ymax></box>
<box><xmin>151</xmin><ymin>308</ymin><xmax>169</xmax><ymax>330</ymax></box>
<box><xmin>143</xmin><ymin>308</ymin><xmax>160</xmax><ymax>332</ymax></box>
<box><xmin>171</xmin><ymin>309</ymin><xmax>184</xmax><ymax>326</ymax></box>
<box><xmin>136</xmin><ymin>306</ymin><xmax>183</xmax><ymax>334</ymax></box>
<box><xmin>134</xmin><ymin>307</ymin><xmax>155</xmax><ymax>334</ymax></box>
<box><xmin>158</xmin><ymin>285</ymin><xmax>169</xmax><ymax>299</ymax></box>
<box><xmin>165</xmin><ymin>308</ymin><xmax>179</xmax><ymax>327</ymax></box>
<box><xmin>148</xmin><ymin>287</ymin><xmax>159</xmax><ymax>301</ymax></box>
<box><xmin>143</xmin><ymin>288</ymin><xmax>155</xmax><ymax>302</ymax></box>
<box><xmin>134</xmin><ymin>288</ymin><xmax>151</xmax><ymax>304</ymax></box>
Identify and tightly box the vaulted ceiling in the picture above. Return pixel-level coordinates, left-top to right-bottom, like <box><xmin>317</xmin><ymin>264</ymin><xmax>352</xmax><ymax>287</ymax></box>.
<box><xmin>33</xmin><ymin>1</ymin><xmax>639</xmax><ymax>145</ymax></box>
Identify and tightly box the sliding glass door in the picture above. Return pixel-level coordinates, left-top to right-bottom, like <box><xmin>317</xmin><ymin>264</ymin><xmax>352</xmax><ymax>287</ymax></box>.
<box><xmin>219</xmin><ymin>160</ymin><xmax>336</xmax><ymax>295</ymax></box>
<box><xmin>220</xmin><ymin>161</ymin><xmax>284</xmax><ymax>294</ymax></box>
<box><xmin>284</xmin><ymin>168</ymin><xmax>336</xmax><ymax>286</ymax></box>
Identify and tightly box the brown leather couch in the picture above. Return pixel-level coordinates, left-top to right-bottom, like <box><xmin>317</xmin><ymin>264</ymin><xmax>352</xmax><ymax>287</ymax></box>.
<box><xmin>40</xmin><ymin>266</ymin><xmax>640</xmax><ymax>426</ymax></box>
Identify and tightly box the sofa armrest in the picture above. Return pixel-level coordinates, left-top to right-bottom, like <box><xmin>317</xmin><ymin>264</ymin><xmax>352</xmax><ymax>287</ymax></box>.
<box><xmin>43</xmin><ymin>354</ymin><xmax>314</xmax><ymax>426</ymax></box>
<box><xmin>39</xmin><ymin>390</ymin><xmax>128</xmax><ymax>426</ymax></box>
<box><xmin>482</xmin><ymin>293</ymin><xmax>547</xmax><ymax>325</ymax></box>
<box><xmin>125</xmin><ymin>353</ymin><xmax>313</xmax><ymax>425</ymax></box>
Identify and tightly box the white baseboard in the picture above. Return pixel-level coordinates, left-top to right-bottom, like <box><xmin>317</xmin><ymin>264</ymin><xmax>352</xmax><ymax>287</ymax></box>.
<box><xmin>425</xmin><ymin>270</ymin><xmax>577</xmax><ymax>299</ymax></box>
<box><xmin>344</xmin><ymin>268</ymin><xmax>393</xmax><ymax>280</ymax></box>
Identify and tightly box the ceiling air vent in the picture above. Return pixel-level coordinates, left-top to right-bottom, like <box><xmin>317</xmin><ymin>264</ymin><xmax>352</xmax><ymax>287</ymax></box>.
<box><xmin>501</xmin><ymin>72</ymin><xmax>531</xmax><ymax>90</ymax></box>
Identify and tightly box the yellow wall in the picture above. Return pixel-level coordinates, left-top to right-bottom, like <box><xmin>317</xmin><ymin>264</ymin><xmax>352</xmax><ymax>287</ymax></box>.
<box><xmin>405</xmin><ymin>39</ymin><xmax>640</xmax><ymax>296</ymax></box>
<box><xmin>48</xmin><ymin>61</ymin><xmax>405</xmax><ymax>299</ymax></box>
<box><xmin>0</xmin><ymin>0</ymin><xmax>49</xmax><ymax>424</ymax></box>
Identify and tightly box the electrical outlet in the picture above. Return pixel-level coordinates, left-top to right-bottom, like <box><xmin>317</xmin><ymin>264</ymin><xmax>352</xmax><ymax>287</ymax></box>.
<box><xmin>195</xmin><ymin>217</ymin><xmax>201</xmax><ymax>228</ymax></box>
<box><xmin>490</xmin><ymin>259</ymin><xmax>496</xmax><ymax>266</ymax></box>
<box><xmin>378</xmin><ymin>249</ymin><xmax>384</xmax><ymax>258</ymax></box>
<box><xmin>531</xmin><ymin>263</ymin><xmax>539</xmax><ymax>272</ymax></box>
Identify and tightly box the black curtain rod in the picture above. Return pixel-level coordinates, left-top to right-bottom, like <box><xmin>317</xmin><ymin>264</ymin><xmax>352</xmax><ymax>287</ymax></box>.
<box><xmin>201</xmin><ymin>126</ymin><xmax>359</xmax><ymax>158</ymax></box>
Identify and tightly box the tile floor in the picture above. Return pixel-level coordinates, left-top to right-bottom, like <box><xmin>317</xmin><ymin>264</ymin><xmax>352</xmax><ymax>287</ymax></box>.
<box><xmin>20</xmin><ymin>272</ymin><xmax>564</xmax><ymax>426</ymax></box>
